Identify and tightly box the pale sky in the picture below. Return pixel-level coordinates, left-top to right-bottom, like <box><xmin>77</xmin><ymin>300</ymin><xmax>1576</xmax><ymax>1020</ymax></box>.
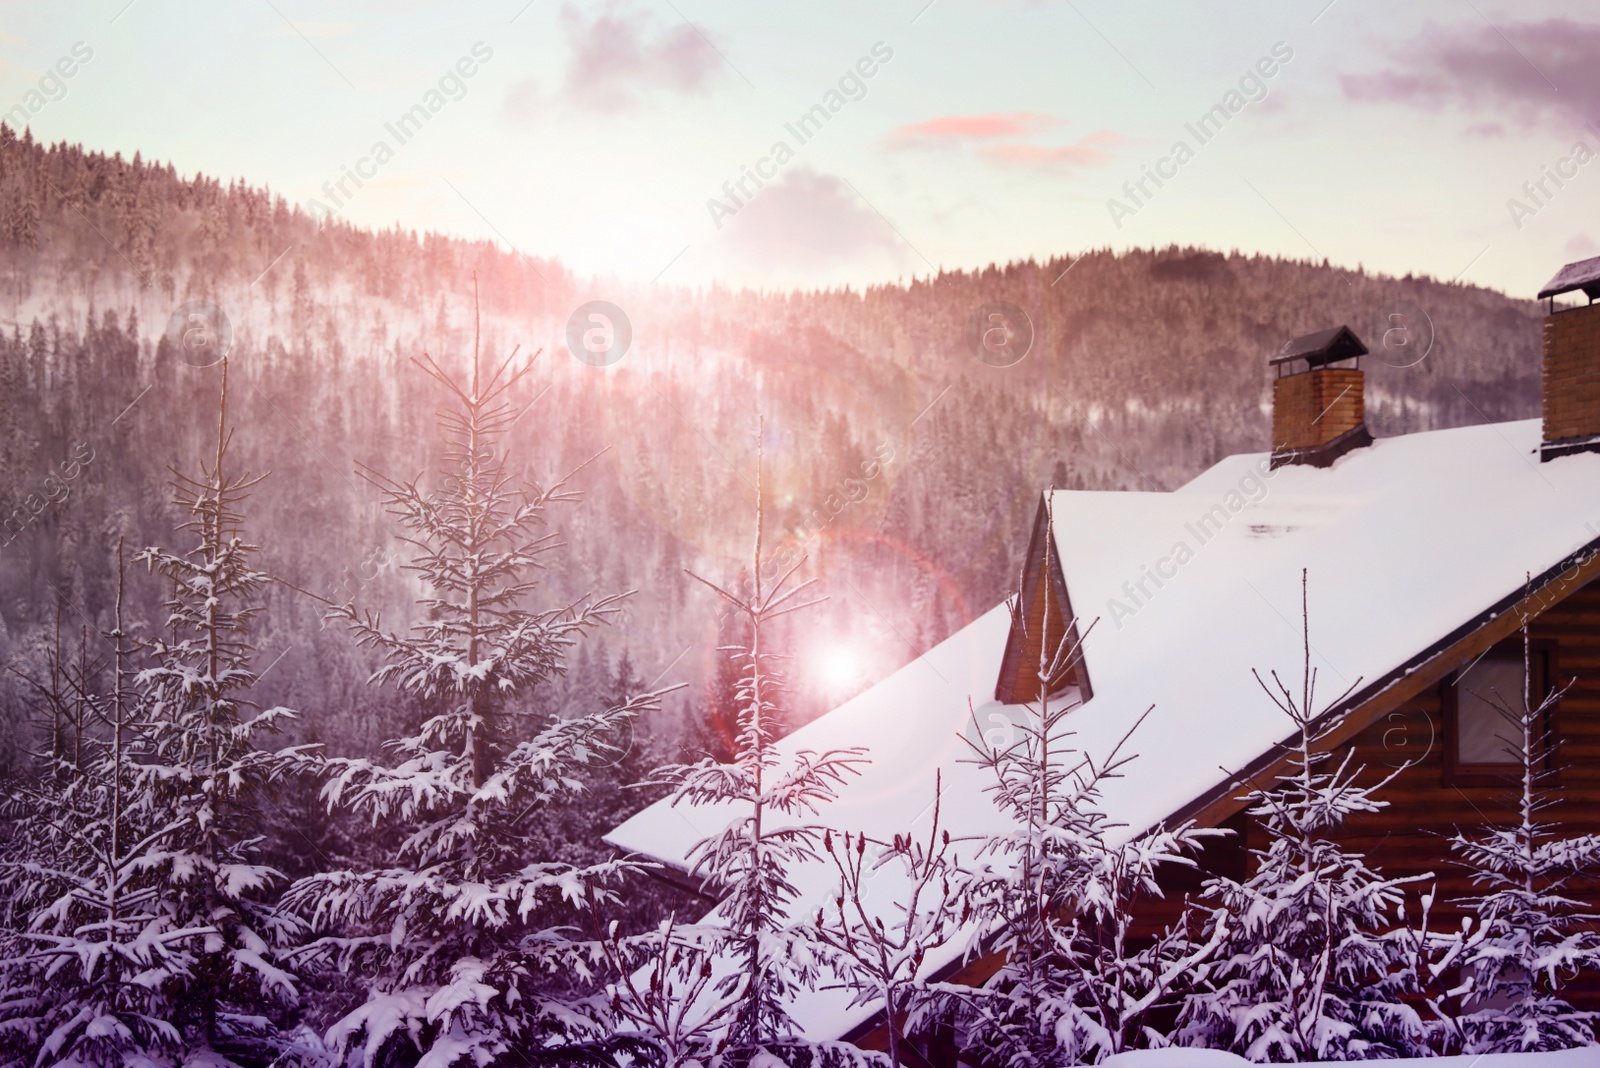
<box><xmin>3</xmin><ymin>0</ymin><xmax>1599</xmax><ymax>297</ymax></box>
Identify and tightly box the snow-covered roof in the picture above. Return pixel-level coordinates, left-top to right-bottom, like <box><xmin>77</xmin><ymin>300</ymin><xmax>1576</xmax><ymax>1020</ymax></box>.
<box><xmin>605</xmin><ymin>417</ymin><xmax>1600</xmax><ymax>1040</ymax></box>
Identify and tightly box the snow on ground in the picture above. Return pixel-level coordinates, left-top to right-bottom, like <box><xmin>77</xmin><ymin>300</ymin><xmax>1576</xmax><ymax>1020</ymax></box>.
<box><xmin>607</xmin><ymin>418</ymin><xmax>1600</xmax><ymax>1040</ymax></box>
<box><xmin>1102</xmin><ymin>1048</ymin><xmax>1600</xmax><ymax>1066</ymax></box>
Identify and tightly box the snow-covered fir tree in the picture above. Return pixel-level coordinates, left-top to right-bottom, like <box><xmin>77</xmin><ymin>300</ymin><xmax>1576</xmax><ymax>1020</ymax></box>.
<box><xmin>0</xmin><ymin>362</ymin><xmax>315</xmax><ymax>1067</ymax></box>
<box><xmin>283</xmin><ymin>292</ymin><xmax>667</xmax><ymax>1068</ymax></box>
<box><xmin>1426</xmin><ymin>616</ymin><xmax>1600</xmax><ymax>1053</ymax></box>
<box><xmin>618</xmin><ymin>429</ymin><xmax>871</xmax><ymax>1066</ymax></box>
<box><xmin>940</xmin><ymin>496</ymin><xmax>1223</xmax><ymax>1067</ymax></box>
<box><xmin>132</xmin><ymin>360</ymin><xmax>316</xmax><ymax>1059</ymax></box>
<box><xmin>1177</xmin><ymin>571</ymin><xmax>1431</xmax><ymax>1061</ymax></box>
<box><xmin>0</xmin><ymin>550</ymin><xmax>193</xmax><ymax>1068</ymax></box>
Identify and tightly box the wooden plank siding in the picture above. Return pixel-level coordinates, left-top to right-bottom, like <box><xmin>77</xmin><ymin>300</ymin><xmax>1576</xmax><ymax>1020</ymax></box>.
<box><xmin>1130</xmin><ymin>576</ymin><xmax>1600</xmax><ymax>1007</ymax></box>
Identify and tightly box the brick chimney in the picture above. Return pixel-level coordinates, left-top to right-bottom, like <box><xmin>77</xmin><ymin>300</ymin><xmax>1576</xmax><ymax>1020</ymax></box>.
<box><xmin>1538</xmin><ymin>255</ymin><xmax>1600</xmax><ymax>461</ymax></box>
<box><xmin>1270</xmin><ymin>325</ymin><xmax>1373</xmax><ymax>469</ymax></box>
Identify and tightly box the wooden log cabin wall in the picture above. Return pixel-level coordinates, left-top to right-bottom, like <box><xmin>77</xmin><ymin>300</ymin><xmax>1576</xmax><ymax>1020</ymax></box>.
<box><xmin>1125</xmin><ymin>573</ymin><xmax>1600</xmax><ymax>1009</ymax></box>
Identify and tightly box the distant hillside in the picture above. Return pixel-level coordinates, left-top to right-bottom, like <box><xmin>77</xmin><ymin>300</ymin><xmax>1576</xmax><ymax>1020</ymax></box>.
<box><xmin>0</xmin><ymin>127</ymin><xmax>1548</xmax><ymax>845</ymax></box>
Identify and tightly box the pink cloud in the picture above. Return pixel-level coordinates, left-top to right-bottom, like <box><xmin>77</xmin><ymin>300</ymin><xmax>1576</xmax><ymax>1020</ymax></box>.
<box><xmin>886</xmin><ymin>112</ymin><xmax>1121</xmax><ymax>173</ymax></box>
<box><xmin>1341</xmin><ymin>18</ymin><xmax>1600</xmax><ymax>134</ymax></box>
<box><xmin>976</xmin><ymin>130</ymin><xmax>1124</xmax><ymax>172</ymax></box>
<box><xmin>888</xmin><ymin>111</ymin><xmax>1063</xmax><ymax>148</ymax></box>
<box><xmin>559</xmin><ymin>2</ymin><xmax>722</xmax><ymax>112</ymax></box>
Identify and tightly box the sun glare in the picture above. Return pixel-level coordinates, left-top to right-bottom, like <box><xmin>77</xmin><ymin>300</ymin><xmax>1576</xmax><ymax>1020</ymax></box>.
<box><xmin>818</xmin><ymin>644</ymin><xmax>862</xmax><ymax>692</ymax></box>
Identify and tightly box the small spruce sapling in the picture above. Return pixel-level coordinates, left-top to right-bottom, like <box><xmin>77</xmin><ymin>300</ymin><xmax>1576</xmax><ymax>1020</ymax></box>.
<box><xmin>133</xmin><ymin>357</ymin><xmax>316</xmax><ymax>1059</ymax></box>
<box><xmin>1429</xmin><ymin>611</ymin><xmax>1600</xmax><ymax>1053</ymax></box>
<box><xmin>632</xmin><ymin>424</ymin><xmax>870</xmax><ymax>1066</ymax></box>
<box><xmin>0</xmin><ymin>547</ymin><xmax>199</xmax><ymax>1068</ymax></box>
<box><xmin>1177</xmin><ymin>570</ymin><xmax>1432</xmax><ymax>1061</ymax></box>
<box><xmin>941</xmin><ymin>492</ymin><xmax>1226</xmax><ymax>1066</ymax></box>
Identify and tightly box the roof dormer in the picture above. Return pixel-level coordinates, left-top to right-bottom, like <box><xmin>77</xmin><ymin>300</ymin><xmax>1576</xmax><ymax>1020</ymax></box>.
<box><xmin>994</xmin><ymin>494</ymin><xmax>1093</xmax><ymax>705</ymax></box>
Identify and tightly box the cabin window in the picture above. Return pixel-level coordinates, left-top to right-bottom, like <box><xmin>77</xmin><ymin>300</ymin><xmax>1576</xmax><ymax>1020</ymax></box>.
<box><xmin>1443</xmin><ymin>646</ymin><xmax>1552</xmax><ymax>786</ymax></box>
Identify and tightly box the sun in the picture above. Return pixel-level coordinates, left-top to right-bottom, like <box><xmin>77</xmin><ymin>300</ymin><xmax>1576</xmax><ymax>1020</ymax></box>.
<box><xmin>818</xmin><ymin>644</ymin><xmax>862</xmax><ymax>693</ymax></box>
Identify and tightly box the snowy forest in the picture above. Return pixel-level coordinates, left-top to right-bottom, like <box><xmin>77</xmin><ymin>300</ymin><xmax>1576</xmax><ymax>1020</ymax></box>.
<box><xmin>2</xmin><ymin>128</ymin><xmax>1598</xmax><ymax>1067</ymax></box>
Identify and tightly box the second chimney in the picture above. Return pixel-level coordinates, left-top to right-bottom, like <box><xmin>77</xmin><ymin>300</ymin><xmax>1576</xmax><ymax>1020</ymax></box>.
<box><xmin>1538</xmin><ymin>255</ymin><xmax>1600</xmax><ymax>462</ymax></box>
<box><xmin>1270</xmin><ymin>325</ymin><xmax>1373</xmax><ymax>469</ymax></box>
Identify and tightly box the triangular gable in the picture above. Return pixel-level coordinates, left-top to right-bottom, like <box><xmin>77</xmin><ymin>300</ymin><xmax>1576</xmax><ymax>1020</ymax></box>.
<box><xmin>994</xmin><ymin>494</ymin><xmax>1092</xmax><ymax>705</ymax></box>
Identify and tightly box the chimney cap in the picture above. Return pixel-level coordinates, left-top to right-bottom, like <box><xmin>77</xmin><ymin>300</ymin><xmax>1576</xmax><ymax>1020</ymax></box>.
<box><xmin>1538</xmin><ymin>254</ymin><xmax>1600</xmax><ymax>301</ymax></box>
<box><xmin>1270</xmin><ymin>325</ymin><xmax>1368</xmax><ymax>371</ymax></box>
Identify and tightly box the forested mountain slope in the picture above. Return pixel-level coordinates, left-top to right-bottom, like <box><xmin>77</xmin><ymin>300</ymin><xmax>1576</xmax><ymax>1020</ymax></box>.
<box><xmin>0</xmin><ymin>126</ymin><xmax>1544</xmax><ymax>840</ymax></box>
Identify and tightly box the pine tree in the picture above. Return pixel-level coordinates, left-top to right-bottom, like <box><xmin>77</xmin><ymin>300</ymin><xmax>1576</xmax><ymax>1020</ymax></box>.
<box><xmin>1428</xmin><ymin>617</ymin><xmax>1600</xmax><ymax>1053</ymax></box>
<box><xmin>0</xmin><ymin>548</ymin><xmax>196</xmax><ymax>1068</ymax></box>
<box><xmin>703</xmin><ymin>615</ymin><xmax>747</xmax><ymax>764</ymax></box>
<box><xmin>599</xmin><ymin>649</ymin><xmax>661</xmax><ymax>808</ymax></box>
<box><xmin>283</xmin><ymin>287</ymin><xmax>667</xmax><ymax>1067</ymax></box>
<box><xmin>941</xmin><ymin>496</ymin><xmax>1222</xmax><ymax>1067</ymax></box>
<box><xmin>615</xmin><ymin>428</ymin><xmax>870</xmax><ymax>1066</ymax></box>
<box><xmin>131</xmin><ymin>359</ymin><xmax>315</xmax><ymax>1058</ymax></box>
<box><xmin>0</xmin><ymin>360</ymin><xmax>314</xmax><ymax>1067</ymax></box>
<box><xmin>537</xmin><ymin>649</ymin><xmax>671</xmax><ymax>871</ymax></box>
<box><xmin>1177</xmin><ymin>571</ymin><xmax>1431</xmax><ymax>1061</ymax></box>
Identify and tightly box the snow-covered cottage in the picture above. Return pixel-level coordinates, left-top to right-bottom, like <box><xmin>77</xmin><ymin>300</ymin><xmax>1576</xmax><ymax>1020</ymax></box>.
<box><xmin>607</xmin><ymin>256</ymin><xmax>1600</xmax><ymax>1062</ymax></box>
